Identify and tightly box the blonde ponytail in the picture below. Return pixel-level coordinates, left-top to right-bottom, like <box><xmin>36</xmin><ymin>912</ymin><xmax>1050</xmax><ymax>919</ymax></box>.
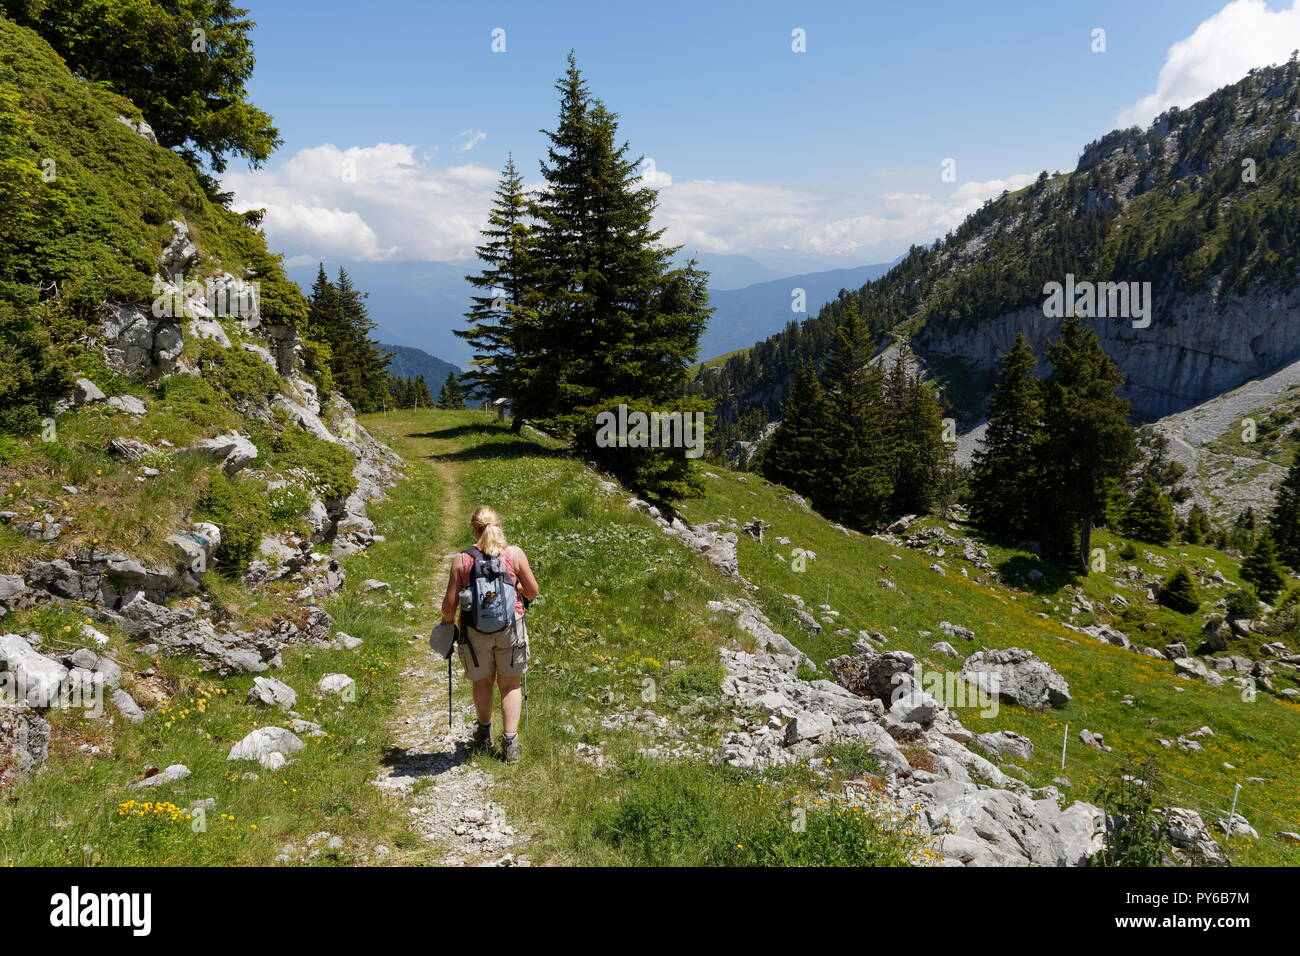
<box><xmin>470</xmin><ymin>505</ymin><xmax>507</xmax><ymax>556</ymax></box>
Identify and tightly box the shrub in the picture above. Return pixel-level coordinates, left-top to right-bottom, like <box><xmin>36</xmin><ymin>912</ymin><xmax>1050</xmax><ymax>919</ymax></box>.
<box><xmin>1225</xmin><ymin>587</ymin><xmax>1260</xmax><ymax>619</ymax></box>
<box><xmin>1093</xmin><ymin>758</ymin><xmax>1174</xmax><ymax>867</ymax></box>
<box><xmin>263</xmin><ymin>420</ymin><xmax>356</xmax><ymax>501</ymax></box>
<box><xmin>1158</xmin><ymin>566</ymin><xmax>1201</xmax><ymax>614</ymax></box>
<box><xmin>267</xmin><ymin>484</ymin><xmax>313</xmax><ymax>527</ymax></box>
<box><xmin>195</xmin><ymin>474</ymin><xmax>270</xmax><ymax>574</ymax></box>
<box><xmin>196</xmin><ymin>339</ymin><xmax>283</xmax><ymax>406</ymax></box>
<box><xmin>661</xmin><ymin>660</ymin><xmax>724</xmax><ymax>699</ymax></box>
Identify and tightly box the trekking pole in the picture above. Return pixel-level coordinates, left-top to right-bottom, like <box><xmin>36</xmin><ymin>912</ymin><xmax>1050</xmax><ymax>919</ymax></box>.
<box><xmin>447</xmin><ymin>657</ymin><xmax>453</xmax><ymax>727</ymax></box>
<box><xmin>522</xmin><ymin>671</ymin><xmax>528</xmax><ymax>734</ymax></box>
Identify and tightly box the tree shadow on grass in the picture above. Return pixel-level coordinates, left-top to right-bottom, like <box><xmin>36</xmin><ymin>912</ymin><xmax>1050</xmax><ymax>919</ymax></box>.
<box><xmin>996</xmin><ymin>553</ymin><xmax>1082</xmax><ymax>595</ymax></box>
<box><xmin>408</xmin><ymin>423</ymin><xmax>504</xmax><ymax>442</ymax></box>
<box><xmin>427</xmin><ymin>440</ymin><xmax>570</xmax><ymax>464</ymax></box>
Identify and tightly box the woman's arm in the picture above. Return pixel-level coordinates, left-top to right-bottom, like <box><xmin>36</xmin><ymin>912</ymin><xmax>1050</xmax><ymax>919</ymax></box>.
<box><xmin>440</xmin><ymin>560</ymin><xmax>461</xmax><ymax>624</ymax></box>
<box><xmin>513</xmin><ymin>547</ymin><xmax>540</xmax><ymax>600</ymax></box>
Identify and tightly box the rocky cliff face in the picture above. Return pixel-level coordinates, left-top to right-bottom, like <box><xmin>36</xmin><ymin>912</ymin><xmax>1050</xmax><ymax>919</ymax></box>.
<box><xmin>915</xmin><ymin>286</ymin><xmax>1300</xmax><ymax>420</ymax></box>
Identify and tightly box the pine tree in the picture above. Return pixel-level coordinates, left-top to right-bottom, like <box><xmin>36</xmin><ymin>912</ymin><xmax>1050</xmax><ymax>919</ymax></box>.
<box><xmin>1122</xmin><ymin>475</ymin><xmax>1178</xmax><ymax>544</ymax></box>
<box><xmin>885</xmin><ymin>359</ymin><xmax>951</xmax><ymax>518</ymax></box>
<box><xmin>333</xmin><ymin>268</ymin><xmax>390</xmax><ymax>412</ymax></box>
<box><xmin>1158</xmin><ymin>566</ymin><xmax>1201</xmax><ymax>614</ymax></box>
<box><xmin>437</xmin><ymin>372</ymin><xmax>466</xmax><ymax>410</ymax></box>
<box><xmin>820</xmin><ymin>300</ymin><xmax>891</xmax><ymax>529</ymax></box>
<box><xmin>307</xmin><ymin>264</ymin><xmax>391</xmax><ymax>412</ymax></box>
<box><xmin>971</xmin><ymin>334</ymin><xmax>1042</xmax><ymax>537</ymax></box>
<box><xmin>1037</xmin><ymin>317</ymin><xmax>1138</xmax><ymax>572</ymax></box>
<box><xmin>1241</xmin><ymin>532</ymin><xmax>1288</xmax><ymax>603</ymax></box>
<box><xmin>1269</xmin><ymin>458</ymin><xmax>1300</xmax><ymax>571</ymax></box>
<box><xmin>758</xmin><ymin>359</ymin><xmax>830</xmax><ymax>502</ymax></box>
<box><xmin>456</xmin><ymin>155</ymin><xmax>536</xmax><ymax>430</ymax></box>
<box><xmin>525</xmin><ymin>54</ymin><xmax>711</xmax><ymax>501</ymax></box>
<box><xmin>1181</xmin><ymin>503</ymin><xmax>1210</xmax><ymax>544</ymax></box>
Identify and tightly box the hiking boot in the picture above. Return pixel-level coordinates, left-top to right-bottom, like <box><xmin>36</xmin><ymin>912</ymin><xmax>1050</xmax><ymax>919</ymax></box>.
<box><xmin>470</xmin><ymin>721</ymin><xmax>491</xmax><ymax>750</ymax></box>
<box><xmin>501</xmin><ymin>734</ymin><xmax>521</xmax><ymax>764</ymax></box>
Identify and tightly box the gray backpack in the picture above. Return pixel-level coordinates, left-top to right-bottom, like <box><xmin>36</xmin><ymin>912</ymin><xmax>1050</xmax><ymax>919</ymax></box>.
<box><xmin>460</xmin><ymin>546</ymin><xmax>519</xmax><ymax>634</ymax></box>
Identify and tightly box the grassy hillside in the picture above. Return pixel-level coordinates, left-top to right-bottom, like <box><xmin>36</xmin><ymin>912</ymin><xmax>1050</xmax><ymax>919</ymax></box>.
<box><xmin>677</xmin><ymin>470</ymin><xmax>1300</xmax><ymax>865</ymax></box>
<box><xmin>7</xmin><ymin>408</ymin><xmax>1297</xmax><ymax>865</ymax></box>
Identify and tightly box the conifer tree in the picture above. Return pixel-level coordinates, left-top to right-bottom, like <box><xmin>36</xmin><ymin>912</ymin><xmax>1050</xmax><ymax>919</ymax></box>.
<box><xmin>1241</xmin><ymin>532</ymin><xmax>1288</xmax><ymax>603</ymax></box>
<box><xmin>970</xmin><ymin>334</ymin><xmax>1042</xmax><ymax>537</ymax></box>
<box><xmin>885</xmin><ymin>357</ymin><xmax>950</xmax><ymax>517</ymax></box>
<box><xmin>1122</xmin><ymin>474</ymin><xmax>1178</xmax><ymax>544</ymax></box>
<box><xmin>1158</xmin><ymin>566</ymin><xmax>1201</xmax><ymax>614</ymax></box>
<box><xmin>1181</xmin><ymin>503</ymin><xmax>1210</xmax><ymax>544</ymax></box>
<box><xmin>456</xmin><ymin>155</ymin><xmax>536</xmax><ymax>430</ymax></box>
<box><xmin>820</xmin><ymin>300</ymin><xmax>891</xmax><ymax>529</ymax></box>
<box><xmin>758</xmin><ymin>359</ymin><xmax>830</xmax><ymax>502</ymax></box>
<box><xmin>307</xmin><ymin>265</ymin><xmax>391</xmax><ymax>412</ymax></box>
<box><xmin>523</xmin><ymin>54</ymin><xmax>711</xmax><ymax>501</ymax></box>
<box><xmin>1269</xmin><ymin>458</ymin><xmax>1300</xmax><ymax>570</ymax></box>
<box><xmin>1037</xmin><ymin>317</ymin><xmax>1138</xmax><ymax>571</ymax></box>
<box><xmin>333</xmin><ymin>268</ymin><xmax>390</xmax><ymax>412</ymax></box>
<box><xmin>437</xmin><ymin>372</ymin><xmax>467</xmax><ymax>410</ymax></box>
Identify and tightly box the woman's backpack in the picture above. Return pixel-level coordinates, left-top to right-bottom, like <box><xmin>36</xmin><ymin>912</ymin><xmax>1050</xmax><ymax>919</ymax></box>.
<box><xmin>460</xmin><ymin>546</ymin><xmax>519</xmax><ymax>634</ymax></box>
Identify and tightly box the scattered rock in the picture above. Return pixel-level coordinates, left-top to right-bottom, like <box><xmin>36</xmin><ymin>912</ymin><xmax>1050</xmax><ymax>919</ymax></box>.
<box><xmin>959</xmin><ymin>647</ymin><xmax>1071</xmax><ymax>710</ymax></box>
<box><xmin>317</xmin><ymin>673</ymin><xmax>355</xmax><ymax>697</ymax></box>
<box><xmin>131</xmin><ymin>764</ymin><xmax>191</xmax><ymax>789</ymax></box>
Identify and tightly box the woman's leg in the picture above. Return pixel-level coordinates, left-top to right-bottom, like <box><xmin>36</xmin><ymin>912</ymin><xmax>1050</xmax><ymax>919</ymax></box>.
<box><xmin>497</xmin><ymin>675</ymin><xmax>522</xmax><ymax>734</ymax></box>
<box><xmin>472</xmin><ymin>675</ymin><xmax>495</xmax><ymax>725</ymax></box>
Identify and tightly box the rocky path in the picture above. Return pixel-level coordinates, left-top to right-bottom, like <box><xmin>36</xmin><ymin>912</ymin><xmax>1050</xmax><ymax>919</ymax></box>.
<box><xmin>367</xmin><ymin>426</ymin><xmax>530</xmax><ymax>866</ymax></box>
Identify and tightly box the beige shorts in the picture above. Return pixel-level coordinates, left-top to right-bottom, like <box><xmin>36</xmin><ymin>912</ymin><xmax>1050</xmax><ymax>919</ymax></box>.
<box><xmin>458</xmin><ymin>621</ymin><xmax>529</xmax><ymax>680</ymax></box>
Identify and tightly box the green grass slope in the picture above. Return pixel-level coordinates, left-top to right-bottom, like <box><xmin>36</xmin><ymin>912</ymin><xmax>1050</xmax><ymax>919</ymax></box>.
<box><xmin>677</xmin><ymin>469</ymin><xmax>1300</xmax><ymax>865</ymax></box>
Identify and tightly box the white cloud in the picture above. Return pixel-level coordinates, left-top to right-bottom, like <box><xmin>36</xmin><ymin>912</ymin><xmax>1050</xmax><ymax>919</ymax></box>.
<box><xmin>650</xmin><ymin>172</ymin><xmax>1036</xmax><ymax>260</ymax></box>
<box><xmin>456</xmin><ymin>129</ymin><xmax>488</xmax><ymax>152</ymax></box>
<box><xmin>225</xmin><ymin>141</ymin><xmax>1031</xmax><ymax>266</ymax></box>
<box><xmin>224</xmin><ymin>143</ymin><xmax>500</xmax><ymax>262</ymax></box>
<box><xmin>1119</xmin><ymin>0</ymin><xmax>1300</xmax><ymax>128</ymax></box>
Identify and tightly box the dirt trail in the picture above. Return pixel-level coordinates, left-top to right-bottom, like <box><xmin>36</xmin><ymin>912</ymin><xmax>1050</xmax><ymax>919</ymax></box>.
<box><xmin>370</xmin><ymin>431</ymin><xmax>530</xmax><ymax>866</ymax></box>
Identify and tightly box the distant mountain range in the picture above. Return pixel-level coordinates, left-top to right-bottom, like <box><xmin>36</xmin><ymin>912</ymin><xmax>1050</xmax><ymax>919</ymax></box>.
<box><xmin>381</xmin><ymin>343</ymin><xmax>461</xmax><ymax>384</ymax></box>
<box><xmin>700</xmin><ymin>261</ymin><xmax>895</xmax><ymax>359</ymax></box>
<box><xmin>287</xmin><ymin>253</ymin><xmax>891</xmax><ymax>368</ymax></box>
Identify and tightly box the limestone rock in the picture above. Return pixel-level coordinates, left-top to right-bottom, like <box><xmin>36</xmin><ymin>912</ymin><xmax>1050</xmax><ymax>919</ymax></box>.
<box><xmin>0</xmin><ymin>633</ymin><xmax>69</xmax><ymax>707</ymax></box>
<box><xmin>247</xmin><ymin>676</ymin><xmax>298</xmax><ymax>709</ymax></box>
<box><xmin>227</xmin><ymin>726</ymin><xmax>305</xmax><ymax>762</ymax></box>
<box><xmin>960</xmin><ymin>647</ymin><xmax>1071</xmax><ymax>710</ymax></box>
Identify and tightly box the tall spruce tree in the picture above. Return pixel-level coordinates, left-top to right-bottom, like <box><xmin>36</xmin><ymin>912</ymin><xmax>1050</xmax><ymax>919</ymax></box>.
<box><xmin>456</xmin><ymin>155</ymin><xmax>536</xmax><ymax>430</ymax></box>
<box><xmin>885</xmin><ymin>357</ymin><xmax>950</xmax><ymax>517</ymax></box>
<box><xmin>1269</xmin><ymin>458</ymin><xmax>1300</xmax><ymax>571</ymax></box>
<box><xmin>1037</xmin><ymin>317</ymin><xmax>1138</xmax><ymax>572</ymax></box>
<box><xmin>820</xmin><ymin>300</ymin><xmax>891</xmax><ymax>529</ymax></box>
<box><xmin>970</xmin><ymin>334</ymin><xmax>1042</xmax><ymax>538</ymax></box>
<box><xmin>524</xmin><ymin>54</ymin><xmax>711</xmax><ymax>501</ymax></box>
<box><xmin>758</xmin><ymin>359</ymin><xmax>830</xmax><ymax>503</ymax></box>
<box><xmin>307</xmin><ymin>265</ymin><xmax>391</xmax><ymax>412</ymax></box>
<box><xmin>333</xmin><ymin>268</ymin><xmax>390</xmax><ymax>412</ymax></box>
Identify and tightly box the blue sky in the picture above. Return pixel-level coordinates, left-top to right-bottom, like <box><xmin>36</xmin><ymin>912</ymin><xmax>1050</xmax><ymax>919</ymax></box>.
<box><xmin>226</xmin><ymin>0</ymin><xmax>1300</xmax><ymax>268</ymax></box>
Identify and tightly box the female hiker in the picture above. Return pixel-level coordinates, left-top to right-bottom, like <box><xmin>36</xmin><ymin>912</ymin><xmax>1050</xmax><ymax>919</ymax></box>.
<box><xmin>440</xmin><ymin>505</ymin><xmax>540</xmax><ymax>763</ymax></box>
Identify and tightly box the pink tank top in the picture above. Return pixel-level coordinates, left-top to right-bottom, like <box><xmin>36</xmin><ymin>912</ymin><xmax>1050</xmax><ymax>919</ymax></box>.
<box><xmin>456</xmin><ymin>546</ymin><xmax>525</xmax><ymax>618</ymax></box>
